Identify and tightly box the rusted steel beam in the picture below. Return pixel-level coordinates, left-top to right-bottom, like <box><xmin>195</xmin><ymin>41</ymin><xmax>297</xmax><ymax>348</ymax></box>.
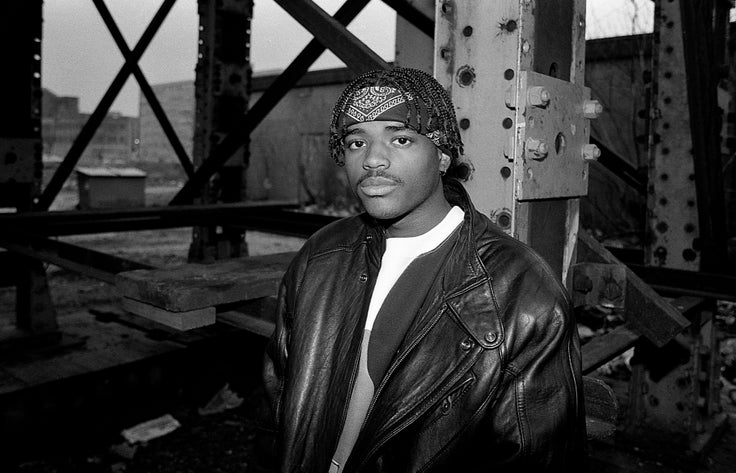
<box><xmin>582</xmin><ymin>325</ymin><xmax>639</xmax><ymax>375</ymax></box>
<box><xmin>92</xmin><ymin>0</ymin><xmax>194</xmax><ymax>178</ymax></box>
<box><xmin>36</xmin><ymin>0</ymin><xmax>177</xmax><ymax>211</ymax></box>
<box><xmin>0</xmin><ymin>232</ymin><xmax>154</xmax><ymax>284</ymax></box>
<box><xmin>381</xmin><ymin>0</ymin><xmax>434</xmax><ymax>38</ymax></box>
<box><xmin>577</xmin><ymin>231</ymin><xmax>690</xmax><ymax>347</ymax></box>
<box><xmin>272</xmin><ymin>0</ymin><xmax>389</xmax><ymax>73</ymax></box>
<box><xmin>591</xmin><ymin>136</ymin><xmax>647</xmax><ymax>195</ymax></box>
<box><xmin>627</xmin><ymin>264</ymin><xmax>736</xmax><ymax>302</ymax></box>
<box><xmin>169</xmin><ymin>0</ymin><xmax>372</xmax><ymax>205</ymax></box>
<box><xmin>0</xmin><ymin>201</ymin><xmax>304</xmax><ymax>235</ymax></box>
<box><xmin>679</xmin><ymin>0</ymin><xmax>729</xmax><ymax>273</ymax></box>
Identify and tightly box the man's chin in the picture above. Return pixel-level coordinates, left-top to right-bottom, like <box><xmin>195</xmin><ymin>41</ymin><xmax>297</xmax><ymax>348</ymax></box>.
<box><xmin>362</xmin><ymin>203</ymin><xmax>406</xmax><ymax>223</ymax></box>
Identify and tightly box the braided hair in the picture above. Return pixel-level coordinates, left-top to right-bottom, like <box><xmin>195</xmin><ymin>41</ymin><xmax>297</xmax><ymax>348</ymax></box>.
<box><xmin>329</xmin><ymin>67</ymin><xmax>469</xmax><ymax>180</ymax></box>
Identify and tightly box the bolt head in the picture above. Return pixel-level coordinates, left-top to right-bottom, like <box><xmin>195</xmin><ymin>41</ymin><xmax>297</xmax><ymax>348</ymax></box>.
<box><xmin>583</xmin><ymin>100</ymin><xmax>603</xmax><ymax>119</ymax></box>
<box><xmin>528</xmin><ymin>86</ymin><xmax>550</xmax><ymax>107</ymax></box>
<box><xmin>526</xmin><ymin>138</ymin><xmax>549</xmax><ymax>160</ymax></box>
<box><xmin>582</xmin><ymin>144</ymin><xmax>601</xmax><ymax>161</ymax></box>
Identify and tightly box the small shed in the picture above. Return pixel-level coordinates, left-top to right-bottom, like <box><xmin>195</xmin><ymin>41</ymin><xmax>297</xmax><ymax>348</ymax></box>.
<box><xmin>76</xmin><ymin>167</ymin><xmax>146</xmax><ymax>209</ymax></box>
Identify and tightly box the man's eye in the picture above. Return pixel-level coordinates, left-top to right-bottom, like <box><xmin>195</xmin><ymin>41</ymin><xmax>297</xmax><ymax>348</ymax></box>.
<box><xmin>346</xmin><ymin>140</ymin><xmax>365</xmax><ymax>150</ymax></box>
<box><xmin>393</xmin><ymin>137</ymin><xmax>412</xmax><ymax>146</ymax></box>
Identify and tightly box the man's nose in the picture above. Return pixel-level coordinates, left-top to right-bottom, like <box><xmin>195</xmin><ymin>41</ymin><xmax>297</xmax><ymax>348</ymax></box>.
<box><xmin>363</xmin><ymin>142</ymin><xmax>390</xmax><ymax>169</ymax></box>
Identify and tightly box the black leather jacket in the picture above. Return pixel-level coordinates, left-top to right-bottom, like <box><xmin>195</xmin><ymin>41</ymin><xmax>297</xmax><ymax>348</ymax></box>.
<box><xmin>263</xmin><ymin>179</ymin><xmax>585</xmax><ymax>472</ymax></box>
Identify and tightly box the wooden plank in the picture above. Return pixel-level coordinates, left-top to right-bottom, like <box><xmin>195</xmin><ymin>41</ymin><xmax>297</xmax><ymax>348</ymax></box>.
<box><xmin>273</xmin><ymin>0</ymin><xmax>390</xmax><ymax>74</ymax></box>
<box><xmin>217</xmin><ymin>311</ymin><xmax>275</xmax><ymax>338</ymax></box>
<box><xmin>116</xmin><ymin>252</ymin><xmax>294</xmax><ymax>312</ymax></box>
<box><xmin>577</xmin><ymin>231</ymin><xmax>690</xmax><ymax>347</ymax></box>
<box><xmin>122</xmin><ymin>297</ymin><xmax>216</xmax><ymax>331</ymax></box>
<box><xmin>582</xmin><ymin>325</ymin><xmax>640</xmax><ymax>375</ymax></box>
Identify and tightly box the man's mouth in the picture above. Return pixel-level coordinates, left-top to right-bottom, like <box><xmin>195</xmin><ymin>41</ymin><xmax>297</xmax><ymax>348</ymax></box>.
<box><xmin>358</xmin><ymin>176</ymin><xmax>399</xmax><ymax>196</ymax></box>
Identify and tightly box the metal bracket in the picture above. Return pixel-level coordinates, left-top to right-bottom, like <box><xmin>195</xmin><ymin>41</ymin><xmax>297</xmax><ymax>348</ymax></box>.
<box><xmin>571</xmin><ymin>262</ymin><xmax>627</xmax><ymax>309</ymax></box>
<box><xmin>513</xmin><ymin>71</ymin><xmax>597</xmax><ymax>200</ymax></box>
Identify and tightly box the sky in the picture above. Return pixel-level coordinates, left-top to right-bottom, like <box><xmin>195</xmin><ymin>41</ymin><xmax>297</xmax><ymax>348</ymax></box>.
<box><xmin>41</xmin><ymin>0</ymin><xmax>660</xmax><ymax>117</ymax></box>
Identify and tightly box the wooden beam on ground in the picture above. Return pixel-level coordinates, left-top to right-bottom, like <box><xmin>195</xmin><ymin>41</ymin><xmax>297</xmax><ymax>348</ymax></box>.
<box><xmin>582</xmin><ymin>325</ymin><xmax>640</xmax><ymax>375</ymax></box>
<box><xmin>122</xmin><ymin>297</ymin><xmax>216</xmax><ymax>331</ymax></box>
<box><xmin>577</xmin><ymin>231</ymin><xmax>690</xmax><ymax>347</ymax></box>
<box><xmin>116</xmin><ymin>252</ymin><xmax>295</xmax><ymax>313</ymax></box>
<box><xmin>273</xmin><ymin>0</ymin><xmax>390</xmax><ymax>73</ymax></box>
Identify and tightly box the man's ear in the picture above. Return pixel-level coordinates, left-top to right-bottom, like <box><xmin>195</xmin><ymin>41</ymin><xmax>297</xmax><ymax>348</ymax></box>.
<box><xmin>439</xmin><ymin>151</ymin><xmax>451</xmax><ymax>173</ymax></box>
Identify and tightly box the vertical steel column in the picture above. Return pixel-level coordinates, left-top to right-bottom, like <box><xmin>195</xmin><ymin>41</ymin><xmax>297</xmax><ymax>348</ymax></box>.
<box><xmin>190</xmin><ymin>0</ymin><xmax>253</xmax><ymax>262</ymax></box>
<box><xmin>434</xmin><ymin>0</ymin><xmax>592</xmax><ymax>281</ymax></box>
<box><xmin>625</xmin><ymin>0</ymin><xmax>728</xmax><ymax>453</ymax></box>
<box><xmin>0</xmin><ymin>0</ymin><xmax>58</xmax><ymax>337</ymax></box>
<box><xmin>646</xmin><ymin>0</ymin><xmax>700</xmax><ymax>270</ymax></box>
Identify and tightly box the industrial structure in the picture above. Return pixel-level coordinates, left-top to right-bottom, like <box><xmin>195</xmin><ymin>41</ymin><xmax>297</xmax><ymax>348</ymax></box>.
<box><xmin>1</xmin><ymin>0</ymin><xmax>735</xmax><ymax>470</ymax></box>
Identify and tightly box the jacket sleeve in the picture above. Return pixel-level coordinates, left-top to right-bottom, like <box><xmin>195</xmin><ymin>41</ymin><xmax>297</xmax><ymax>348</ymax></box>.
<box><xmin>262</xmin><ymin>275</ymin><xmax>290</xmax><ymax>431</ymax></box>
<box><xmin>261</xmin><ymin>250</ymin><xmax>308</xmax><ymax>459</ymax></box>
<box><xmin>485</xmin><ymin>257</ymin><xmax>586</xmax><ymax>472</ymax></box>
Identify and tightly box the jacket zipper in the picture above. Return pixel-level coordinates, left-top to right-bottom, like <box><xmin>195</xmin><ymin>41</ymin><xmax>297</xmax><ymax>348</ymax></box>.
<box><xmin>335</xmin><ymin>233</ymin><xmax>381</xmax><ymax>459</ymax></box>
<box><xmin>354</xmin><ymin>302</ymin><xmax>468</xmax><ymax>471</ymax></box>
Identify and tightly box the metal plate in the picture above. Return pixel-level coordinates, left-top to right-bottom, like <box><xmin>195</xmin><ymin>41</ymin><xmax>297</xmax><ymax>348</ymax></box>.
<box><xmin>0</xmin><ymin>138</ymin><xmax>36</xmax><ymax>184</ymax></box>
<box><xmin>514</xmin><ymin>71</ymin><xmax>590</xmax><ymax>200</ymax></box>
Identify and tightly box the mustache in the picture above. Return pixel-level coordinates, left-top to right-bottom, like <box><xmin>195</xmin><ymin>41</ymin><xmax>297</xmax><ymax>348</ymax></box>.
<box><xmin>357</xmin><ymin>170</ymin><xmax>403</xmax><ymax>186</ymax></box>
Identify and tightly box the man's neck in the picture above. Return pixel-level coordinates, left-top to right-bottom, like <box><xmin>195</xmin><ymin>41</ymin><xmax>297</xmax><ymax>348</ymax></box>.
<box><xmin>383</xmin><ymin>199</ymin><xmax>453</xmax><ymax>238</ymax></box>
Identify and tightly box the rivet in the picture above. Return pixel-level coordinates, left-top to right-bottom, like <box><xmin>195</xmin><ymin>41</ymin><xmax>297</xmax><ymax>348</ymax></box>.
<box><xmin>359</xmin><ymin>273</ymin><xmax>368</xmax><ymax>282</ymax></box>
<box><xmin>456</xmin><ymin>65</ymin><xmax>476</xmax><ymax>87</ymax></box>
<box><xmin>484</xmin><ymin>331</ymin><xmax>498</xmax><ymax>344</ymax></box>
<box><xmin>460</xmin><ymin>338</ymin><xmax>473</xmax><ymax>350</ymax></box>
<box><xmin>462</xmin><ymin>26</ymin><xmax>473</xmax><ymax>37</ymax></box>
<box><xmin>459</xmin><ymin>118</ymin><xmax>470</xmax><ymax>130</ymax></box>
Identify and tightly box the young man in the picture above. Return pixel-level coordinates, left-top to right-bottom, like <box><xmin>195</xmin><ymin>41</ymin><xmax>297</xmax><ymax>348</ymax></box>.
<box><xmin>263</xmin><ymin>67</ymin><xmax>585</xmax><ymax>472</ymax></box>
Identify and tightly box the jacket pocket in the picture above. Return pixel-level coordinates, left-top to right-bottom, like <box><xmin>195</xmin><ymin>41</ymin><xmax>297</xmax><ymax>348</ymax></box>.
<box><xmin>418</xmin><ymin>371</ymin><xmax>476</xmax><ymax>432</ymax></box>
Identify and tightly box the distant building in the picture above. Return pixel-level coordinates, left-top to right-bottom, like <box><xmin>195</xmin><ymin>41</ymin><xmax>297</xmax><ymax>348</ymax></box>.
<box><xmin>137</xmin><ymin>80</ymin><xmax>195</xmax><ymax>163</ymax></box>
<box><xmin>42</xmin><ymin>88</ymin><xmax>138</xmax><ymax>165</ymax></box>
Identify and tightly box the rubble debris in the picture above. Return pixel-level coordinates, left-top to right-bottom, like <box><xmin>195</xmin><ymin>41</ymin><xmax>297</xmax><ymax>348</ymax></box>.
<box><xmin>121</xmin><ymin>414</ymin><xmax>181</xmax><ymax>444</ymax></box>
<box><xmin>109</xmin><ymin>441</ymin><xmax>139</xmax><ymax>460</ymax></box>
<box><xmin>198</xmin><ymin>383</ymin><xmax>244</xmax><ymax>416</ymax></box>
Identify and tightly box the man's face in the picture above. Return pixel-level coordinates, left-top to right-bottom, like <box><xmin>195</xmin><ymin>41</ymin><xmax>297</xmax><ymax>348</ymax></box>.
<box><xmin>342</xmin><ymin>120</ymin><xmax>450</xmax><ymax>234</ymax></box>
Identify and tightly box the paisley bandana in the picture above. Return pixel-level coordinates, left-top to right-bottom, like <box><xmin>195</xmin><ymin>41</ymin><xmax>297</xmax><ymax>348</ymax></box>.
<box><xmin>340</xmin><ymin>86</ymin><xmax>444</xmax><ymax>149</ymax></box>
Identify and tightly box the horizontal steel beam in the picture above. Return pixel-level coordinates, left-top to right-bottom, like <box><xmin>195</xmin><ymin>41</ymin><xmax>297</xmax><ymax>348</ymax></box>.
<box><xmin>0</xmin><ymin>232</ymin><xmax>154</xmax><ymax>284</ymax></box>
<box><xmin>627</xmin><ymin>264</ymin><xmax>736</xmax><ymax>302</ymax></box>
<box><xmin>0</xmin><ymin>201</ymin><xmax>336</xmax><ymax>237</ymax></box>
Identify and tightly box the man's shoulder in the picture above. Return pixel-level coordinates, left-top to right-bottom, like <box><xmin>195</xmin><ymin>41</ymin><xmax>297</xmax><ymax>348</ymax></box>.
<box><xmin>300</xmin><ymin>213</ymin><xmax>369</xmax><ymax>258</ymax></box>
<box><xmin>472</xmin><ymin>211</ymin><xmax>567</xmax><ymax>298</ymax></box>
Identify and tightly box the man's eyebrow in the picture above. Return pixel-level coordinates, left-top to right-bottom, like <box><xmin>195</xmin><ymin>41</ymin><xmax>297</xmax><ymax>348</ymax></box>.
<box><xmin>385</xmin><ymin>124</ymin><xmax>415</xmax><ymax>132</ymax></box>
<box><xmin>343</xmin><ymin>127</ymin><xmax>366</xmax><ymax>136</ymax></box>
